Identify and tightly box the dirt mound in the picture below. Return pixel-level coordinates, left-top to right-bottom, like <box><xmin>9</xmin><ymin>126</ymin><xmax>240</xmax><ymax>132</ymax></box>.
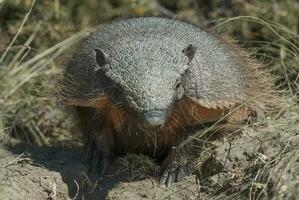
<box><xmin>0</xmin><ymin>1</ymin><xmax>298</xmax><ymax>199</ymax></box>
<box><xmin>1</xmin><ymin>103</ymin><xmax>298</xmax><ymax>200</ymax></box>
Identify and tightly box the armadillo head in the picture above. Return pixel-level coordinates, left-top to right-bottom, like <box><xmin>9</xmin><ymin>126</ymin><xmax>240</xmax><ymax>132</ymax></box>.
<box><xmin>94</xmin><ymin>41</ymin><xmax>196</xmax><ymax>130</ymax></box>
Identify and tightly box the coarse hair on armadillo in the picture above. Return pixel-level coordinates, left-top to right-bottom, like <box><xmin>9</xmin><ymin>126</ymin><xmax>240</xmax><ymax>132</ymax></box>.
<box><xmin>211</xmin><ymin>34</ymin><xmax>280</xmax><ymax>116</ymax></box>
<box><xmin>59</xmin><ymin>17</ymin><xmax>280</xmax><ymax>132</ymax></box>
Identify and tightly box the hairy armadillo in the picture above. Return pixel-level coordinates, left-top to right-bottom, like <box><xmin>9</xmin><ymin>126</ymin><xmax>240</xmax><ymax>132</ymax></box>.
<box><xmin>61</xmin><ymin>17</ymin><xmax>269</xmax><ymax>187</ymax></box>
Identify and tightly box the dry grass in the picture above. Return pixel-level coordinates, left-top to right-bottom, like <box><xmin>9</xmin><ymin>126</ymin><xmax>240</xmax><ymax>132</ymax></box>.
<box><xmin>1</xmin><ymin>0</ymin><xmax>298</xmax><ymax>145</ymax></box>
<box><xmin>0</xmin><ymin>0</ymin><xmax>298</xmax><ymax>199</ymax></box>
<box><xmin>0</xmin><ymin>0</ymin><xmax>87</xmax><ymax>146</ymax></box>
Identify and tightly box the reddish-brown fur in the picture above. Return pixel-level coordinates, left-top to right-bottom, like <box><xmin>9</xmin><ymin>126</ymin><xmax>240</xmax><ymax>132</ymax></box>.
<box><xmin>67</xmin><ymin>94</ymin><xmax>126</xmax><ymax>131</ymax></box>
<box><xmin>67</xmin><ymin>93</ymin><xmax>251</xmax><ymax>148</ymax></box>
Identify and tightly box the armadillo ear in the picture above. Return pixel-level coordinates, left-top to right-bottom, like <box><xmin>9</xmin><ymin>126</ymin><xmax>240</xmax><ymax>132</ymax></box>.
<box><xmin>182</xmin><ymin>44</ymin><xmax>196</xmax><ymax>64</ymax></box>
<box><xmin>94</xmin><ymin>48</ymin><xmax>109</xmax><ymax>71</ymax></box>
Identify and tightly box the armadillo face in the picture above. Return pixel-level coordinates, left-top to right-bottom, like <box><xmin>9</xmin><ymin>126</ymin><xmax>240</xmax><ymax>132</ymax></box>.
<box><xmin>94</xmin><ymin>40</ymin><xmax>195</xmax><ymax>129</ymax></box>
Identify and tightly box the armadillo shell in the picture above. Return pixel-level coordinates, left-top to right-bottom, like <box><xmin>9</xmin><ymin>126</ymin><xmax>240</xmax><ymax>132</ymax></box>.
<box><xmin>62</xmin><ymin>17</ymin><xmax>262</xmax><ymax>109</ymax></box>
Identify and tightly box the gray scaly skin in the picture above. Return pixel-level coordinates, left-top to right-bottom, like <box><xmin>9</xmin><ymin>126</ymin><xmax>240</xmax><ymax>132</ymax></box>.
<box><xmin>62</xmin><ymin>17</ymin><xmax>261</xmax><ymax>187</ymax></box>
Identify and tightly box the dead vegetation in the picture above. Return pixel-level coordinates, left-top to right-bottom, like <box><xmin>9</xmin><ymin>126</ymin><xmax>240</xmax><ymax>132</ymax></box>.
<box><xmin>0</xmin><ymin>0</ymin><xmax>298</xmax><ymax>199</ymax></box>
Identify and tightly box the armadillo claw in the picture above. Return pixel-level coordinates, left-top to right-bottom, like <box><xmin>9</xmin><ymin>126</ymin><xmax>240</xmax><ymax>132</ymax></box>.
<box><xmin>98</xmin><ymin>157</ymin><xmax>109</xmax><ymax>179</ymax></box>
<box><xmin>81</xmin><ymin>136</ymin><xmax>95</xmax><ymax>161</ymax></box>
<box><xmin>89</xmin><ymin>149</ymin><xmax>110</xmax><ymax>183</ymax></box>
<box><xmin>159</xmin><ymin>149</ymin><xmax>194</xmax><ymax>187</ymax></box>
<box><xmin>82</xmin><ymin>137</ymin><xmax>111</xmax><ymax>184</ymax></box>
<box><xmin>159</xmin><ymin>164</ymin><xmax>193</xmax><ymax>187</ymax></box>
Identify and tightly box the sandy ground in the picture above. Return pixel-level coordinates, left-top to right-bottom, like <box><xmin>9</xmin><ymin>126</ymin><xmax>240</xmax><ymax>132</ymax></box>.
<box><xmin>1</xmin><ymin>112</ymin><xmax>298</xmax><ymax>200</ymax></box>
<box><xmin>1</xmin><ymin>1</ymin><xmax>298</xmax><ymax>200</ymax></box>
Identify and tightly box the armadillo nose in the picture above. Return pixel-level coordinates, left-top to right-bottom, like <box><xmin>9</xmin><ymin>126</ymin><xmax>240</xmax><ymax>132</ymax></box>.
<box><xmin>143</xmin><ymin>110</ymin><xmax>166</xmax><ymax>129</ymax></box>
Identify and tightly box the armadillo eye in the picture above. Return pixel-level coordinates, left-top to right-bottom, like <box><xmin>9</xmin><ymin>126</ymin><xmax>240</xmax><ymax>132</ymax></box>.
<box><xmin>109</xmin><ymin>86</ymin><xmax>123</xmax><ymax>105</ymax></box>
<box><xmin>113</xmin><ymin>86</ymin><xmax>122</xmax><ymax>97</ymax></box>
<box><xmin>174</xmin><ymin>80</ymin><xmax>184</xmax><ymax>100</ymax></box>
<box><xmin>175</xmin><ymin>80</ymin><xmax>181</xmax><ymax>90</ymax></box>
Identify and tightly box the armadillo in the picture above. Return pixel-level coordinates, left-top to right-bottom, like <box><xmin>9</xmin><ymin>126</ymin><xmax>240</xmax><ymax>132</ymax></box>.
<box><xmin>61</xmin><ymin>17</ymin><xmax>269</xmax><ymax>187</ymax></box>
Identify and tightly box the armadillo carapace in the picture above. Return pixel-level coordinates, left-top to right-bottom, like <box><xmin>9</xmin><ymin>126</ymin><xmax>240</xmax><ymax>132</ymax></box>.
<box><xmin>62</xmin><ymin>17</ymin><xmax>268</xmax><ymax>187</ymax></box>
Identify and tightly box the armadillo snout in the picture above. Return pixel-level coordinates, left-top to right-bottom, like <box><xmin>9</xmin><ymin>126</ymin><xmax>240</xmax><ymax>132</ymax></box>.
<box><xmin>143</xmin><ymin>110</ymin><xmax>166</xmax><ymax>129</ymax></box>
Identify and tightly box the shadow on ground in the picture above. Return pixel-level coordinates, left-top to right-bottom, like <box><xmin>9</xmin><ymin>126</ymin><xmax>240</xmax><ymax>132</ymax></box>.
<box><xmin>0</xmin><ymin>138</ymin><xmax>147</xmax><ymax>199</ymax></box>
